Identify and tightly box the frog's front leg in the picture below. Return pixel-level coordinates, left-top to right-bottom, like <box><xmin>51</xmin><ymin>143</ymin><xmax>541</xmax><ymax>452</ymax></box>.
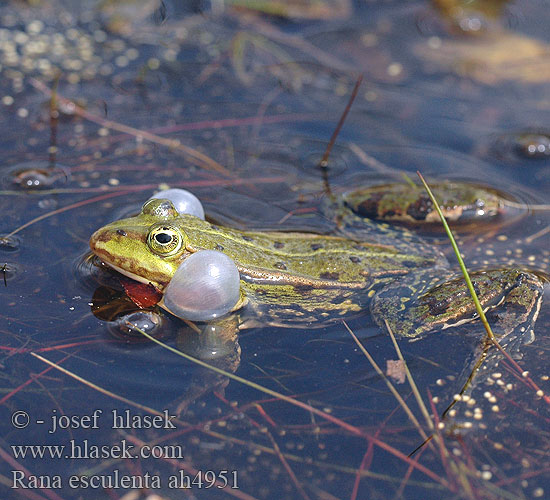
<box><xmin>173</xmin><ymin>316</ymin><xmax>241</xmax><ymax>415</ymax></box>
<box><xmin>177</xmin><ymin>315</ymin><xmax>241</xmax><ymax>366</ymax></box>
<box><xmin>442</xmin><ymin>272</ymin><xmax>544</xmax><ymax>434</ymax></box>
<box><xmin>371</xmin><ymin>269</ymin><xmax>544</xmax><ymax>433</ymax></box>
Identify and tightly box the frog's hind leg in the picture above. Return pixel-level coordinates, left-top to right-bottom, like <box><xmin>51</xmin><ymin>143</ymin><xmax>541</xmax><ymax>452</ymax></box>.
<box><xmin>371</xmin><ymin>269</ymin><xmax>543</xmax><ymax>340</ymax></box>
<box><xmin>371</xmin><ymin>269</ymin><xmax>544</xmax><ymax>434</ymax></box>
<box><xmin>321</xmin><ymin>196</ymin><xmax>448</xmax><ymax>267</ymax></box>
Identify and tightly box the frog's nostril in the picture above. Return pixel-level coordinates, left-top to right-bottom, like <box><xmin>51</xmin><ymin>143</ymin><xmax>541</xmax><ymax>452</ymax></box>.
<box><xmin>116</xmin><ymin>229</ymin><xmax>127</xmax><ymax>237</ymax></box>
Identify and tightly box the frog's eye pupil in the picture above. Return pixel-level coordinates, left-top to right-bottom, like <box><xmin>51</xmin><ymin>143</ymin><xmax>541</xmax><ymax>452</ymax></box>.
<box><xmin>155</xmin><ymin>233</ymin><xmax>172</xmax><ymax>244</ymax></box>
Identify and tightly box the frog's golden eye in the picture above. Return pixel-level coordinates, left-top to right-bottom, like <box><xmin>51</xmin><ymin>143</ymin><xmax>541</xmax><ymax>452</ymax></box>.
<box><xmin>147</xmin><ymin>224</ymin><xmax>185</xmax><ymax>257</ymax></box>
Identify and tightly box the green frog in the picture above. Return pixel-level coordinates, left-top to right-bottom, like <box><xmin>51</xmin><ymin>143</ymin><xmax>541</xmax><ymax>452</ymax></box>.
<box><xmin>89</xmin><ymin>186</ymin><xmax>543</xmax><ymax>343</ymax></box>
<box><xmin>89</xmin><ymin>184</ymin><xmax>545</xmax><ymax>428</ymax></box>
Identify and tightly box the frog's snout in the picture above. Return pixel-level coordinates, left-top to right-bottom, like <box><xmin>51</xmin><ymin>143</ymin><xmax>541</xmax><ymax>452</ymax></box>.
<box><xmin>89</xmin><ymin>227</ymin><xmax>109</xmax><ymax>255</ymax></box>
<box><xmin>89</xmin><ymin>225</ymin><xmax>121</xmax><ymax>262</ymax></box>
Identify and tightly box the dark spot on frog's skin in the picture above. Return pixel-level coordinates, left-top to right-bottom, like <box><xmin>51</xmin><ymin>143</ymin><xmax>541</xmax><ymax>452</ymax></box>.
<box><xmin>426</xmin><ymin>289</ymin><xmax>469</xmax><ymax>316</ymax></box>
<box><xmin>242</xmin><ymin>235</ymin><xmax>253</xmax><ymax>242</ymax></box>
<box><xmin>401</xmin><ymin>260</ymin><xmax>417</xmax><ymax>268</ymax></box>
<box><xmin>320</xmin><ymin>271</ymin><xmax>340</xmax><ymax>280</ymax></box>
<box><xmin>349</xmin><ymin>256</ymin><xmax>361</xmax><ymax>264</ymax></box>
<box><xmin>515</xmin><ymin>273</ymin><xmax>527</xmax><ymax>285</ymax></box>
<box><xmin>310</xmin><ymin>243</ymin><xmax>323</xmax><ymax>251</ymax></box>
<box><xmin>406</xmin><ymin>196</ymin><xmax>431</xmax><ymax>221</ymax></box>
<box><xmin>94</xmin><ymin>232</ymin><xmax>112</xmax><ymax>244</ymax></box>
<box><xmin>293</xmin><ymin>283</ymin><xmax>314</xmax><ymax>292</ymax></box>
<box><xmin>350</xmin><ymin>192</ymin><xmax>383</xmax><ymax>218</ymax></box>
<box><xmin>427</xmin><ymin>297</ymin><xmax>452</xmax><ymax>316</ymax></box>
<box><xmin>210</xmin><ymin>225</ymin><xmax>219</xmax><ymax>231</ymax></box>
<box><xmin>274</xmin><ymin>262</ymin><xmax>287</xmax><ymax>270</ymax></box>
<box><xmin>215</xmin><ymin>244</ymin><xmax>224</xmax><ymax>251</ymax></box>
<box><xmin>273</xmin><ymin>241</ymin><xmax>284</xmax><ymax>249</ymax></box>
<box><xmin>116</xmin><ymin>229</ymin><xmax>127</xmax><ymax>237</ymax></box>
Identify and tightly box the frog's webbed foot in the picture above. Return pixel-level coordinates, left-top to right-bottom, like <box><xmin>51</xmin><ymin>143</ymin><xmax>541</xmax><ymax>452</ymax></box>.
<box><xmin>173</xmin><ymin>316</ymin><xmax>241</xmax><ymax>416</ymax></box>
<box><xmin>441</xmin><ymin>272</ymin><xmax>544</xmax><ymax>435</ymax></box>
<box><xmin>372</xmin><ymin>269</ymin><xmax>544</xmax><ymax>435</ymax></box>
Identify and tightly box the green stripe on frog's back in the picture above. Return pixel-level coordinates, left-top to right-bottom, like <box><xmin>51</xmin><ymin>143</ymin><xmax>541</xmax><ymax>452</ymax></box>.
<box><xmin>175</xmin><ymin>215</ymin><xmax>438</xmax><ymax>287</ymax></box>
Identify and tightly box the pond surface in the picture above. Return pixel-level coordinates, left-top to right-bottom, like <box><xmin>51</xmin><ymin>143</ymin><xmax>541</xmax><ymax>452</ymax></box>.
<box><xmin>1</xmin><ymin>1</ymin><xmax>550</xmax><ymax>499</ymax></box>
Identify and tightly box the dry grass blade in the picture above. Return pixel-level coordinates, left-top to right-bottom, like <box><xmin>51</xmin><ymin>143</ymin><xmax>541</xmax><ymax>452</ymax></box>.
<box><xmin>319</xmin><ymin>74</ymin><xmax>363</xmax><ymax>168</ymax></box>
<box><xmin>0</xmin><ymin>445</ymin><xmax>65</xmax><ymax>500</ymax></box>
<box><xmin>4</xmin><ymin>190</ymin><xmax>132</xmax><ymax>238</ymax></box>
<box><xmin>29</xmin><ymin>78</ymin><xmax>231</xmax><ymax>176</ymax></box>
<box><xmin>121</xmin><ymin>435</ymin><xmax>259</xmax><ymax>500</ymax></box>
<box><xmin>342</xmin><ymin>321</ymin><xmax>432</xmax><ymax>446</ymax></box>
<box><xmin>133</xmin><ymin>325</ymin><xmax>450</xmax><ymax>486</ymax></box>
<box><xmin>30</xmin><ymin>352</ymin><xmax>185</xmax><ymax>424</ymax></box>
<box><xmin>384</xmin><ymin>321</ymin><xmax>435</xmax><ymax>434</ymax></box>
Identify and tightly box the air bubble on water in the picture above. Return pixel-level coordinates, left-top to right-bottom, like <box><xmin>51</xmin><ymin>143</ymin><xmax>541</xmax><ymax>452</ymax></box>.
<box><xmin>108</xmin><ymin>310</ymin><xmax>164</xmax><ymax>340</ymax></box>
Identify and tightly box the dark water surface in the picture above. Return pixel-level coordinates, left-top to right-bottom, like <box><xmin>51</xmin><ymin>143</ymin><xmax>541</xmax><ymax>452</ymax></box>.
<box><xmin>1</xmin><ymin>1</ymin><xmax>550</xmax><ymax>499</ymax></box>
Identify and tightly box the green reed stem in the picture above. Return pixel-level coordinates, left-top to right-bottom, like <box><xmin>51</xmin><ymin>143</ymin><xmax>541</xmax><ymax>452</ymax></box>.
<box><xmin>417</xmin><ymin>171</ymin><xmax>496</xmax><ymax>343</ymax></box>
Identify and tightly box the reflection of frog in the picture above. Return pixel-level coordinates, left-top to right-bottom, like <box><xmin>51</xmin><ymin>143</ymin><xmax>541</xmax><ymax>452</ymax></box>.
<box><xmin>89</xmin><ymin>185</ymin><xmax>543</xmax><ymax>344</ymax></box>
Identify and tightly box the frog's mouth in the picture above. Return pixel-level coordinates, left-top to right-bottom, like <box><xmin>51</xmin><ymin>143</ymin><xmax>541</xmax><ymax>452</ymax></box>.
<box><xmin>91</xmin><ymin>245</ymin><xmax>167</xmax><ymax>290</ymax></box>
<box><xmin>103</xmin><ymin>261</ymin><xmax>151</xmax><ymax>286</ymax></box>
<box><xmin>95</xmin><ymin>252</ymin><xmax>169</xmax><ymax>293</ymax></box>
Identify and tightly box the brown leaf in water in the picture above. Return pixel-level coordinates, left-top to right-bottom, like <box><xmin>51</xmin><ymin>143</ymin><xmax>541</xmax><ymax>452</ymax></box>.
<box><xmin>386</xmin><ymin>359</ymin><xmax>406</xmax><ymax>385</ymax></box>
<box><xmin>119</xmin><ymin>276</ymin><xmax>163</xmax><ymax>308</ymax></box>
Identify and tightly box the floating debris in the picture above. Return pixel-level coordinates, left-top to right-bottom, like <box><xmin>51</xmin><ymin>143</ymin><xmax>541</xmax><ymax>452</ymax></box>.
<box><xmin>0</xmin><ymin>234</ymin><xmax>21</xmax><ymax>252</ymax></box>
<box><xmin>415</xmin><ymin>32</ymin><xmax>550</xmax><ymax>84</ymax></box>
<box><xmin>0</xmin><ymin>262</ymin><xmax>20</xmax><ymax>284</ymax></box>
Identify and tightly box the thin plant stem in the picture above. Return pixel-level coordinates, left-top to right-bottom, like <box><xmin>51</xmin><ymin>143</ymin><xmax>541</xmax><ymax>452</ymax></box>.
<box><xmin>342</xmin><ymin>321</ymin><xmax>432</xmax><ymax>446</ymax></box>
<box><xmin>416</xmin><ymin>171</ymin><xmax>496</xmax><ymax>343</ymax></box>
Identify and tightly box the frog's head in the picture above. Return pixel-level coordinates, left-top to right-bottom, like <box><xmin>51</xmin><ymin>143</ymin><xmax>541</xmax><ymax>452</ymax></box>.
<box><xmin>89</xmin><ymin>199</ymin><xmax>189</xmax><ymax>290</ymax></box>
